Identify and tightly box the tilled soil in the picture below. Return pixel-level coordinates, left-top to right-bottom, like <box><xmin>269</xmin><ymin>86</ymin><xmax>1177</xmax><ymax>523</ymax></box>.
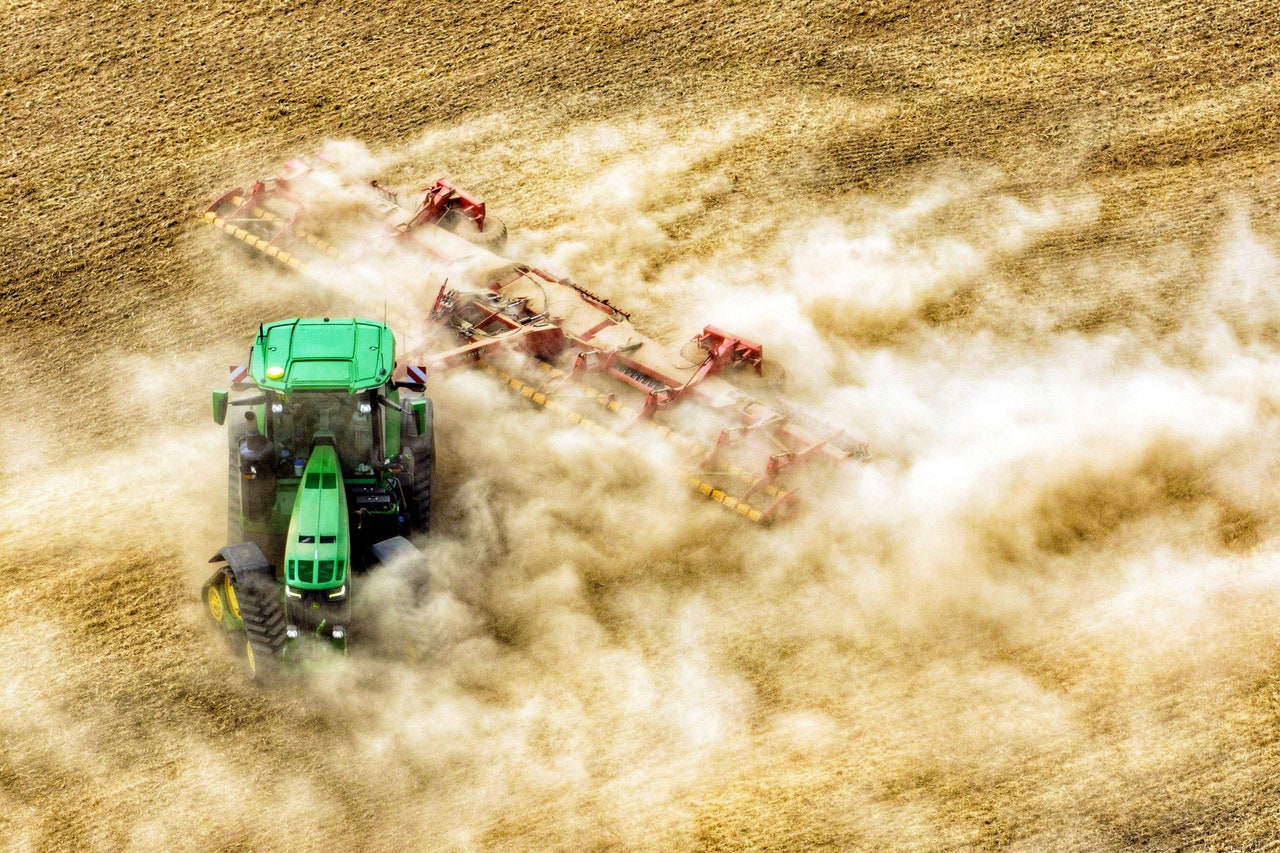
<box><xmin>5</xmin><ymin>1</ymin><xmax>1280</xmax><ymax>850</ymax></box>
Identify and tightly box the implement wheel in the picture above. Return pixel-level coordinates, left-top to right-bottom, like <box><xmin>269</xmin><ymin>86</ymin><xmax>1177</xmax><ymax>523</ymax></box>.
<box><xmin>441</xmin><ymin>209</ymin><xmax>507</xmax><ymax>253</ymax></box>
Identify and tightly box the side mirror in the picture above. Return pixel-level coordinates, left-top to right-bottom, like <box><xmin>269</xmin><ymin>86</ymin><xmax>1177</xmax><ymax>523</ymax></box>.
<box><xmin>408</xmin><ymin>398</ymin><xmax>427</xmax><ymax>436</ymax></box>
<box><xmin>212</xmin><ymin>390</ymin><xmax>229</xmax><ymax>425</ymax></box>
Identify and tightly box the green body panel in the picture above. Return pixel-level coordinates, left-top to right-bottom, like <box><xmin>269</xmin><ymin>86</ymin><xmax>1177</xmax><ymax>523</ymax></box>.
<box><xmin>236</xmin><ymin>475</ymin><xmax>387</xmax><ymax>537</ymax></box>
<box><xmin>249</xmin><ymin>318</ymin><xmax>396</xmax><ymax>394</ymax></box>
<box><xmin>408</xmin><ymin>398</ymin><xmax>427</xmax><ymax>436</ymax></box>
<box><xmin>283</xmin><ymin>446</ymin><xmax>350</xmax><ymax>591</ymax></box>
<box><xmin>239</xmin><ymin>482</ymin><xmax>299</xmax><ymax>536</ymax></box>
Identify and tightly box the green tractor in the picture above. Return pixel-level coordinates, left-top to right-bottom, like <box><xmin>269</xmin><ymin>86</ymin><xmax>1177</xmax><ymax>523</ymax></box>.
<box><xmin>202</xmin><ymin>317</ymin><xmax>433</xmax><ymax>678</ymax></box>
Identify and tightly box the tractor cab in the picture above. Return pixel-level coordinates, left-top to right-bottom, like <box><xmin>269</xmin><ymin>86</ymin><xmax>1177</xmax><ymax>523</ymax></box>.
<box><xmin>250</xmin><ymin>316</ymin><xmax>398</xmax><ymax>467</ymax></box>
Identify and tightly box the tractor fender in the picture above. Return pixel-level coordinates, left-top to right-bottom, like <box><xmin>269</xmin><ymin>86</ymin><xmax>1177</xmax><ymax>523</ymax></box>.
<box><xmin>366</xmin><ymin>535</ymin><xmax>421</xmax><ymax>568</ymax></box>
<box><xmin>208</xmin><ymin>541</ymin><xmax>287</xmax><ymax>669</ymax></box>
<box><xmin>367</xmin><ymin>535</ymin><xmax>430</xmax><ymax>599</ymax></box>
<box><xmin>209</xmin><ymin>542</ymin><xmax>274</xmax><ymax>586</ymax></box>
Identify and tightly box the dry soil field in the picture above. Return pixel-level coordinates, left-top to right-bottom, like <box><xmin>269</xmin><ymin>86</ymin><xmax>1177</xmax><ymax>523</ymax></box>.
<box><xmin>4</xmin><ymin>0</ymin><xmax>1280</xmax><ymax>850</ymax></box>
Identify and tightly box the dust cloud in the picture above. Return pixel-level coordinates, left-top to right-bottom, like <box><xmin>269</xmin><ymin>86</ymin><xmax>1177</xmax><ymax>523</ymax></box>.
<box><xmin>7</xmin><ymin>104</ymin><xmax>1280</xmax><ymax>851</ymax></box>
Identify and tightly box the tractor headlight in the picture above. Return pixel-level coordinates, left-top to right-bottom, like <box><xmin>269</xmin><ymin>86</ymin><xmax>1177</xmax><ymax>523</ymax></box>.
<box><xmin>271</xmin><ymin>402</ymin><xmax>284</xmax><ymax>414</ymax></box>
<box><xmin>358</xmin><ymin>402</ymin><xmax>372</xmax><ymax>414</ymax></box>
<box><xmin>286</xmin><ymin>624</ymin><xmax>299</xmax><ymax>639</ymax></box>
<box><xmin>332</xmin><ymin>626</ymin><xmax>346</xmax><ymax>640</ymax></box>
<box><xmin>327</xmin><ymin>584</ymin><xmax>347</xmax><ymax>600</ymax></box>
<box><xmin>284</xmin><ymin>585</ymin><xmax>302</xmax><ymax>599</ymax></box>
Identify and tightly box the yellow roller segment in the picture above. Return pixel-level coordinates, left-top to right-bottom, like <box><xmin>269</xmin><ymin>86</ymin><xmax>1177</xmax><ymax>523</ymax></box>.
<box><xmin>206</xmin><ymin>585</ymin><xmax>224</xmax><ymax>622</ymax></box>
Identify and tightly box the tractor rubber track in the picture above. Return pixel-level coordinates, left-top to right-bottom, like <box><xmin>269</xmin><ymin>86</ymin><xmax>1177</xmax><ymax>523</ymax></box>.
<box><xmin>235</xmin><ymin>571</ymin><xmax>287</xmax><ymax>662</ymax></box>
<box><xmin>407</xmin><ymin>436</ymin><xmax>433</xmax><ymax>536</ymax></box>
<box><xmin>402</xmin><ymin>400</ymin><xmax>435</xmax><ymax>537</ymax></box>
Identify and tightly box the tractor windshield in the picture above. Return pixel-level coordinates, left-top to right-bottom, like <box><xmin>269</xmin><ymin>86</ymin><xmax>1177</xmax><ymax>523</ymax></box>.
<box><xmin>270</xmin><ymin>391</ymin><xmax>380</xmax><ymax>475</ymax></box>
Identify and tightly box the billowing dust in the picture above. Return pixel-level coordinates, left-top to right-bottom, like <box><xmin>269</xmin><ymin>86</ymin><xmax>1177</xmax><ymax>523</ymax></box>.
<box><xmin>6</xmin><ymin>104</ymin><xmax>1280</xmax><ymax>852</ymax></box>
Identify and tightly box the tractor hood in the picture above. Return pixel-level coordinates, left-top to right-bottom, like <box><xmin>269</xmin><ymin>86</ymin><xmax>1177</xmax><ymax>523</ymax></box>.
<box><xmin>284</xmin><ymin>444</ymin><xmax>350</xmax><ymax>590</ymax></box>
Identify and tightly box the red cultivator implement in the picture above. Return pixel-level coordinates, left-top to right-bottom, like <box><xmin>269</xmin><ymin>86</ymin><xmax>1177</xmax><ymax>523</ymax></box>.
<box><xmin>204</xmin><ymin>157</ymin><xmax>507</xmax><ymax>267</ymax></box>
<box><xmin>205</xmin><ymin>156</ymin><xmax>867</xmax><ymax>522</ymax></box>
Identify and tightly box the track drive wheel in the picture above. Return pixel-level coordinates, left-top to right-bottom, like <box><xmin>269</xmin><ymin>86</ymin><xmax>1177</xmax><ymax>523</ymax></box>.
<box><xmin>223</xmin><ymin>573</ymin><xmax>240</xmax><ymax>620</ymax></box>
<box><xmin>202</xmin><ymin>569</ymin><xmax>244</xmax><ymax>627</ymax></box>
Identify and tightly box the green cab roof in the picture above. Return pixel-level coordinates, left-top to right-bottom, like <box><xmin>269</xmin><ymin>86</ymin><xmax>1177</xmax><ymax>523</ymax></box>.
<box><xmin>249</xmin><ymin>318</ymin><xmax>396</xmax><ymax>393</ymax></box>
